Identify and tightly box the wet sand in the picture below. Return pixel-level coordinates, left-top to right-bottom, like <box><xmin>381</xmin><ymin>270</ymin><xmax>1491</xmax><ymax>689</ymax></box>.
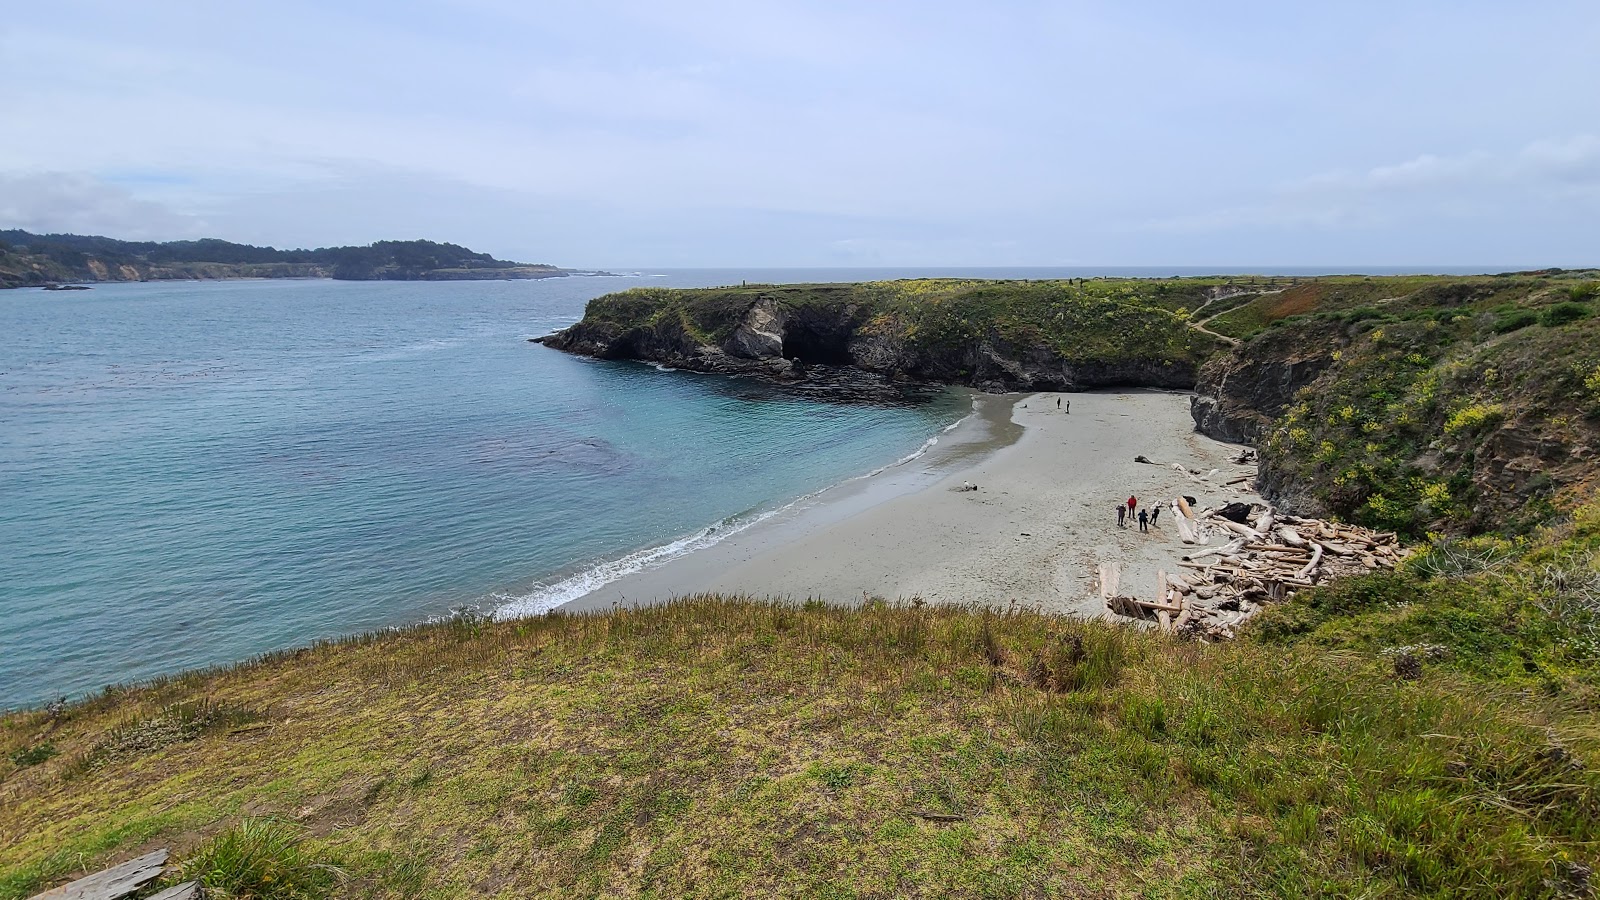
<box><xmin>561</xmin><ymin>389</ymin><xmax>1261</xmax><ymax>615</ymax></box>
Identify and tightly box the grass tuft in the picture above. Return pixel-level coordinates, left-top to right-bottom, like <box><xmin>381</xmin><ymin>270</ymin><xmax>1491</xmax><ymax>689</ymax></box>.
<box><xmin>175</xmin><ymin>818</ymin><xmax>343</xmax><ymax>899</ymax></box>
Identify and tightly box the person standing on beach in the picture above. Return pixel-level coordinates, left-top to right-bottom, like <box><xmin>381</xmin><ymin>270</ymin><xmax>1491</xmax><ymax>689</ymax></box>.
<box><xmin>1056</xmin><ymin>397</ymin><xmax>1061</xmax><ymax>409</ymax></box>
<box><xmin>1127</xmin><ymin>496</ymin><xmax>1137</xmax><ymax>516</ymax></box>
<box><xmin>1138</xmin><ymin>508</ymin><xmax>1149</xmax><ymax>532</ymax></box>
<box><xmin>1117</xmin><ymin>505</ymin><xmax>1126</xmax><ymax>528</ymax></box>
<box><xmin>1150</xmin><ymin>506</ymin><xmax>1161</xmax><ymax>527</ymax></box>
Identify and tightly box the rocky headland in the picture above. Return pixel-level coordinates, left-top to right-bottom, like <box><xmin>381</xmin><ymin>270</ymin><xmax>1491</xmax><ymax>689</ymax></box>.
<box><xmin>535</xmin><ymin>279</ymin><xmax>1220</xmax><ymax>396</ymax></box>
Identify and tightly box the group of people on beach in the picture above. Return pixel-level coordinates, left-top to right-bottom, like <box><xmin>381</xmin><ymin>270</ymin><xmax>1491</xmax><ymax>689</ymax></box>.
<box><xmin>1116</xmin><ymin>495</ymin><xmax>1161</xmax><ymax>532</ymax></box>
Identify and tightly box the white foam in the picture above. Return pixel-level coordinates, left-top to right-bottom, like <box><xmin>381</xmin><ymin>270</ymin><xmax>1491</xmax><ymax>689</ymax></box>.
<box><xmin>490</xmin><ymin>506</ymin><xmax>786</xmax><ymax>619</ymax></box>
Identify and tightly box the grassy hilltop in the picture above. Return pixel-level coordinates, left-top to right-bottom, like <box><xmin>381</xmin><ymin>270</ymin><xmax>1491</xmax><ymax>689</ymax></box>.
<box><xmin>578</xmin><ymin>277</ymin><xmax>1226</xmax><ymax>371</ymax></box>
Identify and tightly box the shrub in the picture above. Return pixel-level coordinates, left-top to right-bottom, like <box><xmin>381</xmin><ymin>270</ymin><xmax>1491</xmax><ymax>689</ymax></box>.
<box><xmin>1444</xmin><ymin>402</ymin><xmax>1504</xmax><ymax>435</ymax></box>
<box><xmin>1540</xmin><ymin>302</ymin><xmax>1592</xmax><ymax>327</ymax></box>
<box><xmin>8</xmin><ymin>744</ymin><xmax>56</xmax><ymax>768</ymax></box>
<box><xmin>1493</xmin><ymin>310</ymin><xmax>1537</xmax><ymax>334</ymax></box>
<box><xmin>1567</xmin><ymin>282</ymin><xmax>1600</xmax><ymax>302</ymax></box>
<box><xmin>177</xmin><ymin>818</ymin><xmax>343</xmax><ymax>899</ymax></box>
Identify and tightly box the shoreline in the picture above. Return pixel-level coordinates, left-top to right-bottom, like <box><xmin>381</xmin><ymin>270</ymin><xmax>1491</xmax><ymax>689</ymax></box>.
<box><xmin>491</xmin><ymin>389</ymin><xmax>1018</xmax><ymax>618</ymax></box>
<box><xmin>549</xmin><ymin>388</ymin><xmax>1262</xmax><ymax>617</ymax></box>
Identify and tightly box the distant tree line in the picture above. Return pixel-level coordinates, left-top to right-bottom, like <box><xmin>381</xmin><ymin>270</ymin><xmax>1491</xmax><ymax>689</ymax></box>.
<box><xmin>0</xmin><ymin>230</ymin><xmax>540</xmax><ymax>278</ymax></box>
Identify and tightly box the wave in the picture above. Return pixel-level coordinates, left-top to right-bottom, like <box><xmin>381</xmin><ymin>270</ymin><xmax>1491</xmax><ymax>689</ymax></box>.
<box><xmin>490</xmin><ymin>401</ymin><xmax>978</xmax><ymax>620</ymax></box>
<box><xmin>489</xmin><ymin>503</ymin><xmax>790</xmax><ymax>619</ymax></box>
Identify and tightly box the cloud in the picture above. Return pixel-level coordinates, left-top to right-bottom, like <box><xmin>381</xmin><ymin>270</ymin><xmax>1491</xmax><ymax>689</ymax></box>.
<box><xmin>0</xmin><ymin>173</ymin><xmax>206</xmax><ymax>239</ymax></box>
<box><xmin>1518</xmin><ymin>134</ymin><xmax>1600</xmax><ymax>184</ymax></box>
<box><xmin>1142</xmin><ymin>135</ymin><xmax>1600</xmax><ymax>236</ymax></box>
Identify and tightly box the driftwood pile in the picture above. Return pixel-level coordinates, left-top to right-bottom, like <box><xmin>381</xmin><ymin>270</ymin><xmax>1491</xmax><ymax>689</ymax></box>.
<box><xmin>1104</xmin><ymin>503</ymin><xmax>1407</xmax><ymax>641</ymax></box>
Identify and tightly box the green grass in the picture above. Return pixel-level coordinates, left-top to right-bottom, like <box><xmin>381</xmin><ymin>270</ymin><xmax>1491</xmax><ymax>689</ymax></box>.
<box><xmin>5</xmin><ymin>527</ymin><xmax>1600</xmax><ymax>900</ymax></box>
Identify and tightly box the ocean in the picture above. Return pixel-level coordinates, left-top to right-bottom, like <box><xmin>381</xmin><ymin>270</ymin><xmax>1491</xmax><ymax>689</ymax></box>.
<box><xmin>0</xmin><ymin>265</ymin><xmax>1496</xmax><ymax>709</ymax></box>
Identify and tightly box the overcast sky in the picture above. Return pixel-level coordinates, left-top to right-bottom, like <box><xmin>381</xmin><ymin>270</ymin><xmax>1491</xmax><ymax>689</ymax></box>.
<box><xmin>2</xmin><ymin>1</ymin><xmax>1597</xmax><ymax>266</ymax></box>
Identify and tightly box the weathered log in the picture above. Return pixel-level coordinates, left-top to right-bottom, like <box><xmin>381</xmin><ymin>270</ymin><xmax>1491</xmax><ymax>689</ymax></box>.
<box><xmin>30</xmin><ymin>850</ymin><xmax>169</xmax><ymax>900</ymax></box>
<box><xmin>1185</xmin><ymin>537</ymin><xmax>1246</xmax><ymax>561</ymax></box>
<box><xmin>146</xmin><ymin>885</ymin><xmax>200</xmax><ymax>900</ymax></box>
<box><xmin>1275</xmin><ymin>526</ymin><xmax>1308</xmax><ymax>547</ymax></box>
<box><xmin>1176</xmin><ymin>496</ymin><xmax>1196</xmax><ymax>520</ymax></box>
<box><xmin>1099</xmin><ymin>562</ymin><xmax>1121</xmax><ymax>604</ymax></box>
<box><xmin>1174</xmin><ymin>591</ymin><xmax>1195</xmax><ymax>626</ymax></box>
<box><xmin>1296</xmin><ymin>542</ymin><xmax>1325</xmax><ymax>580</ymax></box>
<box><xmin>1214</xmin><ymin>519</ymin><xmax>1264</xmax><ymax>540</ymax></box>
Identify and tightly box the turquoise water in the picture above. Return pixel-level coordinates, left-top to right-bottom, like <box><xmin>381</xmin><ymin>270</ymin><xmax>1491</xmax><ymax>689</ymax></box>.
<box><xmin>0</xmin><ymin>273</ymin><xmax>974</xmax><ymax>709</ymax></box>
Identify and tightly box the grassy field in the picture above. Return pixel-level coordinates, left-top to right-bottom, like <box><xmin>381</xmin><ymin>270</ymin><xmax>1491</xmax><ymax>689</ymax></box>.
<box><xmin>5</xmin><ymin>506</ymin><xmax>1600</xmax><ymax>898</ymax></box>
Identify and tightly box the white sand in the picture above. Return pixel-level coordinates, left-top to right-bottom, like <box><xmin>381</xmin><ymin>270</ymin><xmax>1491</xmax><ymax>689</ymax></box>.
<box><xmin>561</xmin><ymin>390</ymin><xmax>1260</xmax><ymax>616</ymax></box>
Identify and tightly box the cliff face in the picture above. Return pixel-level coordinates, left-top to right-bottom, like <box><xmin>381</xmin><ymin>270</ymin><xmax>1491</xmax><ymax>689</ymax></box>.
<box><xmin>539</xmin><ymin>287</ymin><xmax>1211</xmax><ymax>395</ymax></box>
<box><xmin>1189</xmin><ymin>320</ymin><xmax>1349</xmax><ymax>446</ymax></box>
<box><xmin>1190</xmin><ymin>282</ymin><xmax>1600</xmax><ymax>534</ymax></box>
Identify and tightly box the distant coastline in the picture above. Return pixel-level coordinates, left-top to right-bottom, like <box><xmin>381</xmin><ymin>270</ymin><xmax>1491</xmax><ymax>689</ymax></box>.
<box><xmin>0</xmin><ymin>229</ymin><xmax>570</xmax><ymax>289</ymax></box>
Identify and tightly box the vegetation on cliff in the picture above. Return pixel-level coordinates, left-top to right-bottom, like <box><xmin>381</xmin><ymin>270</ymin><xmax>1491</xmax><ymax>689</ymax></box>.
<box><xmin>5</xmin><ymin>501</ymin><xmax>1599</xmax><ymax>898</ymax></box>
<box><xmin>550</xmin><ymin>278</ymin><xmax>1237</xmax><ymax>391</ymax></box>
<box><xmin>0</xmin><ymin>230</ymin><xmax>560</xmax><ymax>287</ymax></box>
<box><xmin>1193</xmin><ymin>271</ymin><xmax>1600</xmax><ymax>538</ymax></box>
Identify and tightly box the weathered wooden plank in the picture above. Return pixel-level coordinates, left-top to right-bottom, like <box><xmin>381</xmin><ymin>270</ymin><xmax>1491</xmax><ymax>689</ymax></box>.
<box><xmin>30</xmin><ymin>849</ymin><xmax>168</xmax><ymax>900</ymax></box>
<box><xmin>1098</xmin><ymin>562</ymin><xmax>1121</xmax><ymax>603</ymax></box>
<box><xmin>145</xmin><ymin>882</ymin><xmax>200</xmax><ymax>900</ymax></box>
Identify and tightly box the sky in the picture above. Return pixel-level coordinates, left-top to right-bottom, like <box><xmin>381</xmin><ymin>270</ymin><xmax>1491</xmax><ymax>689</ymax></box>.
<box><xmin>1</xmin><ymin>1</ymin><xmax>1597</xmax><ymax>267</ymax></box>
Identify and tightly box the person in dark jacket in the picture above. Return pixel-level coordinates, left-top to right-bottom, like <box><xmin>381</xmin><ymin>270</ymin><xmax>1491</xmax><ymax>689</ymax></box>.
<box><xmin>1137</xmin><ymin>508</ymin><xmax>1149</xmax><ymax>532</ymax></box>
<box><xmin>1150</xmin><ymin>506</ymin><xmax>1161</xmax><ymax>527</ymax></box>
<box><xmin>1117</xmin><ymin>505</ymin><xmax>1126</xmax><ymax>528</ymax></box>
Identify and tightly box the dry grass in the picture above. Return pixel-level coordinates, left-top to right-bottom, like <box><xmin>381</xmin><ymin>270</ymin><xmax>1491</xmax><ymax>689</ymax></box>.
<box><xmin>3</xmin><ymin>594</ymin><xmax>1597</xmax><ymax>899</ymax></box>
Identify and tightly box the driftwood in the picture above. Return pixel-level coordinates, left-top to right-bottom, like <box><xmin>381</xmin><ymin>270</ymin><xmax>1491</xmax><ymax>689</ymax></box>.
<box><xmin>1107</xmin><ymin>507</ymin><xmax>1408</xmax><ymax>641</ymax></box>
<box><xmin>30</xmin><ymin>851</ymin><xmax>169</xmax><ymax>900</ymax></box>
<box><xmin>146</xmin><ymin>886</ymin><xmax>200</xmax><ymax>900</ymax></box>
<box><xmin>1171</xmin><ymin>504</ymin><xmax>1202</xmax><ymax>544</ymax></box>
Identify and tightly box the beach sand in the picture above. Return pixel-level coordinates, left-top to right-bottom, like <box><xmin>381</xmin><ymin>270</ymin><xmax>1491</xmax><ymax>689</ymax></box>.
<box><xmin>561</xmin><ymin>389</ymin><xmax>1260</xmax><ymax>616</ymax></box>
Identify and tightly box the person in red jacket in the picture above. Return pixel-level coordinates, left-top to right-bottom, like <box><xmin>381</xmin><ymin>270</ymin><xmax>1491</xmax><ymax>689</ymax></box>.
<box><xmin>1126</xmin><ymin>495</ymin><xmax>1137</xmax><ymax>515</ymax></box>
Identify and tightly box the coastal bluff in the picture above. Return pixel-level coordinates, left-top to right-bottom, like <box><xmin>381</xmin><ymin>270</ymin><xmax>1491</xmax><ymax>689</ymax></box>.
<box><xmin>542</xmin><ymin>272</ymin><xmax>1600</xmax><ymax>540</ymax></box>
<box><xmin>535</xmin><ymin>279</ymin><xmax>1223</xmax><ymax>394</ymax></box>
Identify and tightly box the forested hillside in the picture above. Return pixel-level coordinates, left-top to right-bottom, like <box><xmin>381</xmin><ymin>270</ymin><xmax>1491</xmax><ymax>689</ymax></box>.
<box><xmin>0</xmin><ymin>231</ymin><xmax>561</xmax><ymax>287</ymax></box>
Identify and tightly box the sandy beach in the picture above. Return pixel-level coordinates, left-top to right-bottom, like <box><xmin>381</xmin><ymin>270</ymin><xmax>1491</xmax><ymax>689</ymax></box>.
<box><xmin>561</xmin><ymin>389</ymin><xmax>1261</xmax><ymax>616</ymax></box>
